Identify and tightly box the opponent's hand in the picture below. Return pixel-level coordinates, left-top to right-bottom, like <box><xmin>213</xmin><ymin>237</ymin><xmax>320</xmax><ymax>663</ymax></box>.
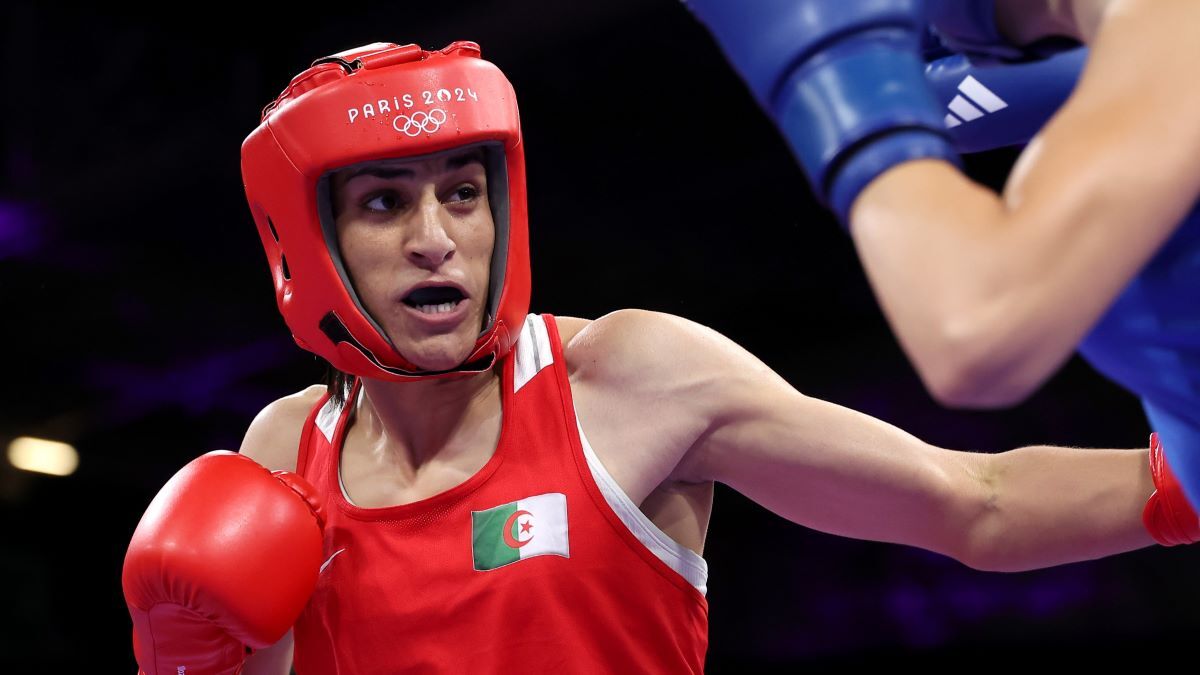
<box><xmin>684</xmin><ymin>0</ymin><xmax>958</xmax><ymax>222</ymax></box>
<box><xmin>122</xmin><ymin>451</ymin><xmax>326</xmax><ymax>675</ymax></box>
<box><xmin>927</xmin><ymin>47</ymin><xmax>1087</xmax><ymax>153</ymax></box>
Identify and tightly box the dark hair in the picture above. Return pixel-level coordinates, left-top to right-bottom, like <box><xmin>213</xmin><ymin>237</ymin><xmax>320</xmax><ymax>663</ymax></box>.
<box><xmin>322</xmin><ymin>361</ymin><xmax>354</xmax><ymax>408</ymax></box>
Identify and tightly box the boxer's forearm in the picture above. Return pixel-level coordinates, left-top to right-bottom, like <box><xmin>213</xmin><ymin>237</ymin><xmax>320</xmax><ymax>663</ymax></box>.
<box><xmin>961</xmin><ymin>445</ymin><xmax>1154</xmax><ymax>572</ymax></box>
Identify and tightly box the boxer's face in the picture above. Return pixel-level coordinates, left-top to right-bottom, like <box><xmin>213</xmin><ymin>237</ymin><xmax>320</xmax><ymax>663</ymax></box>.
<box><xmin>330</xmin><ymin>148</ymin><xmax>495</xmax><ymax>372</ymax></box>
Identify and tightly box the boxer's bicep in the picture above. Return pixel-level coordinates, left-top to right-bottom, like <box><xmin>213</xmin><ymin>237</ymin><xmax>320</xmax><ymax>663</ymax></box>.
<box><xmin>580</xmin><ymin>310</ymin><xmax>999</xmax><ymax>566</ymax></box>
<box><xmin>610</xmin><ymin>315</ymin><xmax>992</xmax><ymax>562</ymax></box>
<box><xmin>686</xmin><ymin>371</ymin><xmax>989</xmax><ymax>564</ymax></box>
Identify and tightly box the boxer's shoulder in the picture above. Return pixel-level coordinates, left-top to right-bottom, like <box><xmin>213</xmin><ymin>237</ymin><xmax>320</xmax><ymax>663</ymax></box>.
<box><xmin>560</xmin><ymin>309</ymin><xmax>726</xmax><ymax>399</ymax></box>
<box><xmin>563</xmin><ymin>309</ymin><xmax>668</xmax><ymax>380</ymax></box>
<box><xmin>239</xmin><ymin>384</ymin><xmax>326</xmax><ymax>473</ymax></box>
<box><xmin>551</xmin><ymin>314</ymin><xmax>591</xmax><ymax>348</ymax></box>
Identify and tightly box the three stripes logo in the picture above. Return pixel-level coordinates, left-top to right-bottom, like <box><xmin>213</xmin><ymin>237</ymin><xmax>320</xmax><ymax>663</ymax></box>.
<box><xmin>943</xmin><ymin>76</ymin><xmax>1008</xmax><ymax>129</ymax></box>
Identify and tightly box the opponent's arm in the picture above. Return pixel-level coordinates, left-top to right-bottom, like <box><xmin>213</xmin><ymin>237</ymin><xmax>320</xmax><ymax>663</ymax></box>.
<box><xmin>851</xmin><ymin>0</ymin><xmax>1200</xmax><ymax>406</ymax></box>
<box><xmin>589</xmin><ymin>310</ymin><xmax>1189</xmax><ymax>572</ymax></box>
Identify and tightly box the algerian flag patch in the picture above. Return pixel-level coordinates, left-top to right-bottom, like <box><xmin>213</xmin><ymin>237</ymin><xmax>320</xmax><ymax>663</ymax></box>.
<box><xmin>471</xmin><ymin>493</ymin><xmax>569</xmax><ymax>571</ymax></box>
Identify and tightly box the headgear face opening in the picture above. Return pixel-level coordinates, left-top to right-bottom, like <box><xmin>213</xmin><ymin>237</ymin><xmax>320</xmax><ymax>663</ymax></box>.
<box><xmin>241</xmin><ymin>41</ymin><xmax>531</xmax><ymax>381</ymax></box>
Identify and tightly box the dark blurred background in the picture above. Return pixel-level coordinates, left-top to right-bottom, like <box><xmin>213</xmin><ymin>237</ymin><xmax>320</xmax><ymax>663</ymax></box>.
<box><xmin>2</xmin><ymin>1</ymin><xmax>1196</xmax><ymax>672</ymax></box>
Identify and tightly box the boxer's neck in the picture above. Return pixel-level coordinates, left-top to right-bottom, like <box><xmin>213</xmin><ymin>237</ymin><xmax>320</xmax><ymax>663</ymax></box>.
<box><xmin>355</xmin><ymin>370</ymin><xmax>503</xmax><ymax>470</ymax></box>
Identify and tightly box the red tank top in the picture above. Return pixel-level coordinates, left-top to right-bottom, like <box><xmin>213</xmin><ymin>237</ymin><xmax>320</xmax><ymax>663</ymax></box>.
<box><xmin>292</xmin><ymin>314</ymin><xmax>709</xmax><ymax>674</ymax></box>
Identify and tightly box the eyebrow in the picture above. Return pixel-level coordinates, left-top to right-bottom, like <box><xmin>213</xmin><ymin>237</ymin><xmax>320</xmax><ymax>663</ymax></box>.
<box><xmin>343</xmin><ymin>150</ymin><xmax>485</xmax><ymax>183</ymax></box>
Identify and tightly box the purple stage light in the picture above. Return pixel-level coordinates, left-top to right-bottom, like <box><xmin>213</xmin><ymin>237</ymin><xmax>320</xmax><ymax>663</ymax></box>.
<box><xmin>0</xmin><ymin>201</ymin><xmax>41</xmax><ymax>260</ymax></box>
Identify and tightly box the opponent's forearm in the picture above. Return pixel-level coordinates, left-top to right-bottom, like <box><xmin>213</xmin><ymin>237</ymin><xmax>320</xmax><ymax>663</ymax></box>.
<box><xmin>850</xmin><ymin>161</ymin><xmax>1116</xmax><ymax>407</ymax></box>
<box><xmin>851</xmin><ymin>0</ymin><xmax>1200</xmax><ymax>408</ymax></box>
<box><xmin>963</xmin><ymin>444</ymin><xmax>1154</xmax><ymax>572</ymax></box>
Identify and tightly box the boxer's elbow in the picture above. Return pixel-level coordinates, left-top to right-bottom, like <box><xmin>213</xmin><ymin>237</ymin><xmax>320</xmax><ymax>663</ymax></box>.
<box><xmin>957</xmin><ymin>529</ymin><xmax>1033</xmax><ymax>573</ymax></box>
<box><xmin>949</xmin><ymin>454</ymin><xmax>1033</xmax><ymax>574</ymax></box>
<box><xmin>933</xmin><ymin>452</ymin><xmax>1016</xmax><ymax>573</ymax></box>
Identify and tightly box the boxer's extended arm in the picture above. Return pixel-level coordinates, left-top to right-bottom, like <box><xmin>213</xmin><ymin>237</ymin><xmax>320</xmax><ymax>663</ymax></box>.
<box><xmin>851</xmin><ymin>0</ymin><xmax>1200</xmax><ymax>407</ymax></box>
<box><xmin>587</xmin><ymin>309</ymin><xmax>1161</xmax><ymax>572</ymax></box>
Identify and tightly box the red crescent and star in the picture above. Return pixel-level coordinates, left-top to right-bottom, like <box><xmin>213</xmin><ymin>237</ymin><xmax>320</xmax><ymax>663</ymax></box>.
<box><xmin>502</xmin><ymin>509</ymin><xmax>534</xmax><ymax>548</ymax></box>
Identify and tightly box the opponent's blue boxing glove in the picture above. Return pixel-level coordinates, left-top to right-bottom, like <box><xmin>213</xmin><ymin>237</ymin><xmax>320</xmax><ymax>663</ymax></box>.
<box><xmin>684</xmin><ymin>0</ymin><xmax>959</xmax><ymax>223</ymax></box>
<box><xmin>926</xmin><ymin>0</ymin><xmax>1083</xmax><ymax>62</ymax></box>
<box><xmin>927</xmin><ymin>47</ymin><xmax>1087</xmax><ymax>153</ymax></box>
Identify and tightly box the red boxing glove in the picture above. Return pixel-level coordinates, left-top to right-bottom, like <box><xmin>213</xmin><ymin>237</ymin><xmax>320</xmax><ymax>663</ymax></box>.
<box><xmin>1142</xmin><ymin>433</ymin><xmax>1200</xmax><ymax>546</ymax></box>
<box><xmin>122</xmin><ymin>451</ymin><xmax>326</xmax><ymax>675</ymax></box>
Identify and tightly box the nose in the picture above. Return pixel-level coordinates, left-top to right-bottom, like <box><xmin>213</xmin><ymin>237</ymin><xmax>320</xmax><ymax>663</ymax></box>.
<box><xmin>404</xmin><ymin>189</ymin><xmax>456</xmax><ymax>268</ymax></box>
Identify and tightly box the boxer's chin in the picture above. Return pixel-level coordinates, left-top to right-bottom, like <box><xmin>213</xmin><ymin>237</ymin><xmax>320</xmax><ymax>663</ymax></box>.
<box><xmin>385</xmin><ymin>305</ymin><xmax>484</xmax><ymax>373</ymax></box>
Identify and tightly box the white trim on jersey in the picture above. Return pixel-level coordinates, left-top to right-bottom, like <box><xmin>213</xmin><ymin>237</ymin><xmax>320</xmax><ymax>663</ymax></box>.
<box><xmin>576</xmin><ymin>417</ymin><xmax>710</xmax><ymax>596</ymax></box>
<box><xmin>316</xmin><ymin>396</ymin><xmax>341</xmax><ymax>445</ymax></box>
<box><xmin>514</xmin><ymin>313</ymin><xmax>555</xmax><ymax>392</ymax></box>
<box><xmin>315</xmin><ymin>394</ymin><xmax>358</xmax><ymax>503</ymax></box>
<box><xmin>516</xmin><ymin>314</ymin><xmax>709</xmax><ymax>595</ymax></box>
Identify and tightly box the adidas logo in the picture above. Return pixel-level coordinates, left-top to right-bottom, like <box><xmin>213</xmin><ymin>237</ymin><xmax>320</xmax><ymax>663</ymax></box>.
<box><xmin>943</xmin><ymin>75</ymin><xmax>1008</xmax><ymax>128</ymax></box>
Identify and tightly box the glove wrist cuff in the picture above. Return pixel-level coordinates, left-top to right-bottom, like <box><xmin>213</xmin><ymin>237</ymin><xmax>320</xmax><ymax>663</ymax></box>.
<box><xmin>773</xmin><ymin>40</ymin><xmax>958</xmax><ymax>221</ymax></box>
<box><xmin>1142</xmin><ymin>433</ymin><xmax>1200</xmax><ymax>546</ymax></box>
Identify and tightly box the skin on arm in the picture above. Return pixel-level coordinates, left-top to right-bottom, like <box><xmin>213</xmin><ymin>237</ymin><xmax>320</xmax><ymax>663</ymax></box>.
<box><xmin>581</xmin><ymin>309</ymin><xmax>1155</xmax><ymax>573</ymax></box>
<box><xmin>238</xmin><ymin>384</ymin><xmax>325</xmax><ymax>675</ymax></box>
<box><xmin>237</xmin><ymin>384</ymin><xmax>326</xmax><ymax>472</ymax></box>
<box><xmin>849</xmin><ymin>0</ymin><xmax>1200</xmax><ymax>407</ymax></box>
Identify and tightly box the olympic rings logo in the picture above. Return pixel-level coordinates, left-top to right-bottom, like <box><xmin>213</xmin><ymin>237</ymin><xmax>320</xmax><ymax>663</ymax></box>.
<box><xmin>392</xmin><ymin>108</ymin><xmax>448</xmax><ymax>137</ymax></box>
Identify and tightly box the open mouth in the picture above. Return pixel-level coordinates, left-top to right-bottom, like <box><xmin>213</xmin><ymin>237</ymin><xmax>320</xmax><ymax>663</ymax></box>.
<box><xmin>402</xmin><ymin>285</ymin><xmax>466</xmax><ymax>315</ymax></box>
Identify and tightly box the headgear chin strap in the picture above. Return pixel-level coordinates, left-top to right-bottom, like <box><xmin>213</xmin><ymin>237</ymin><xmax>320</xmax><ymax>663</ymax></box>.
<box><xmin>241</xmin><ymin>41</ymin><xmax>530</xmax><ymax>381</ymax></box>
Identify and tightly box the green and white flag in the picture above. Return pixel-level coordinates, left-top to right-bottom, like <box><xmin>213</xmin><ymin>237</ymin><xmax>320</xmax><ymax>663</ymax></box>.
<box><xmin>472</xmin><ymin>492</ymin><xmax>569</xmax><ymax>571</ymax></box>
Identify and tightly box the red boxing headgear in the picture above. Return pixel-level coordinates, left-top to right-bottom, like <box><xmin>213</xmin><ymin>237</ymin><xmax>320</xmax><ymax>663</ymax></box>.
<box><xmin>241</xmin><ymin>41</ymin><xmax>530</xmax><ymax>380</ymax></box>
